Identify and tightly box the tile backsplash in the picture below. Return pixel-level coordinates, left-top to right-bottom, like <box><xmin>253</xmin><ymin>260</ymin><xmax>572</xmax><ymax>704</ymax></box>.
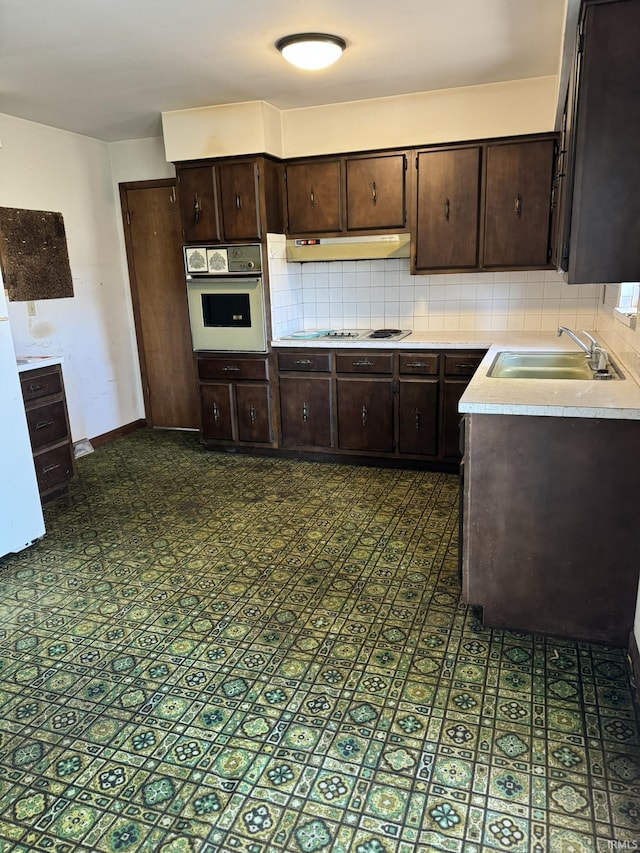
<box><xmin>267</xmin><ymin>233</ymin><xmax>600</xmax><ymax>339</ymax></box>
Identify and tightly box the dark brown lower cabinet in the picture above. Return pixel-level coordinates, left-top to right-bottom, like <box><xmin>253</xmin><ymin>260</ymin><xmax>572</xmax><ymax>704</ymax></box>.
<box><xmin>235</xmin><ymin>384</ymin><xmax>272</xmax><ymax>444</ymax></box>
<box><xmin>337</xmin><ymin>378</ymin><xmax>394</xmax><ymax>452</ymax></box>
<box><xmin>279</xmin><ymin>376</ymin><xmax>332</xmax><ymax>449</ymax></box>
<box><xmin>197</xmin><ymin>354</ymin><xmax>274</xmax><ymax>448</ymax></box>
<box><xmin>398</xmin><ymin>380</ymin><xmax>439</xmax><ymax>456</ymax></box>
<box><xmin>200</xmin><ymin>383</ymin><xmax>234</xmax><ymax>441</ymax></box>
<box><xmin>20</xmin><ymin>364</ymin><xmax>74</xmax><ymax>501</ymax></box>
<box><xmin>276</xmin><ymin>347</ymin><xmax>485</xmax><ymax>465</ymax></box>
<box><xmin>462</xmin><ymin>413</ymin><xmax>640</xmax><ymax>647</ymax></box>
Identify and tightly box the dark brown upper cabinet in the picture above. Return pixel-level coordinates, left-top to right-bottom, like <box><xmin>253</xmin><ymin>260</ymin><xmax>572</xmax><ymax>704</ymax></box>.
<box><xmin>413</xmin><ymin>134</ymin><xmax>557</xmax><ymax>274</ymax></box>
<box><xmin>483</xmin><ymin>138</ymin><xmax>556</xmax><ymax>269</ymax></box>
<box><xmin>557</xmin><ymin>0</ymin><xmax>640</xmax><ymax>284</ymax></box>
<box><xmin>218</xmin><ymin>160</ymin><xmax>261</xmax><ymax>241</ymax></box>
<box><xmin>285</xmin><ymin>159</ymin><xmax>342</xmax><ymax>234</ymax></box>
<box><xmin>345</xmin><ymin>153</ymin><xmax>407</xmax><ymax>231</ymax></box>
<box><xmin>415</xmin><ymin>146</ymin><xmax>481</xmax><ymax>271</ymax></box>
<box><xmin>176</xmin><ymin>156</ymin><xmax>282</xmax><ymax>244</ymax></box>
<box><xmin>176</xmin><ymin>163</ymin><xmax>221</xmax><ymax>243</ymax></box>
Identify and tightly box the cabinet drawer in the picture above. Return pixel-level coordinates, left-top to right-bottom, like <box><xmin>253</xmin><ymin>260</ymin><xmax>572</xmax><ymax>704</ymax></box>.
<box><xmin>25</xmin><ymin>401</ymin><xmax>68</xmax><ymax>450</ymax></box>
<box><xmin>336</xmin><ymin>353</ymin><xmax>393</xmax><ymax>374</ymax></box>
<box><xmin>399</xmin><ymin>353</ymin><xmax>439</xmax><ymax>375</ymax></box>
<box><xmin>278</xmin><ymin>352</ymin><xmax>332</xmax><ymax>372</ymax></box>
<box><xmin>197</xmin><ymin>357</ymin><xmax>269</xmax><ymax>381</ymax></box>
<box><xmin>444</xmin><ymin>353</ymin><xmax>485</xmax><ymax>377</ymax></box>
<box><xmin>20</xmin><ymin>368</ymin><xmax>63</xmax><ymax>402</ymax></box>
<box><xmin>33</xmin><ymin>443</ymin><xmax>73</xmax><ymax>493</ymax></box>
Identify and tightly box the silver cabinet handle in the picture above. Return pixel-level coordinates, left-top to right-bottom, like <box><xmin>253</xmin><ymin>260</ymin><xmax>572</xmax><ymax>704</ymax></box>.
<box><xmin>212</xmin><ymin>403</ymin><xmax>220</xmax><ymax>422</ymax></box>
<box><xmin>371</xmin><ymin>181</ymin><xmax>377</xmax><ymax>205</ymax></box>
<box><xmin>310</xmin><ymin>187</ymin><xmax>316</xmax><ymax>208</ymax></box>
<box><xmin>249</xmin><ymin>405</ymin><xmax>256</xmax><ymax>424</ymax></box>
<box><xmin>405</xmin><ymin>361</ymin><xmax>428</xmax><ymax>368</ymax></box>
<box><xmin>362</xmin><ymin>405</ymin><xmax>368</xmax><ymax>426</ymax></box>
<box><xmin>414</xmin><ymin>407</ymin><xmax>421</xmax><ymax>431</ymax></box>
<box><xmin>353</xmin><ymin>360</ymin><xmax>373</xmax><ymax>368</ymax></box>
<box><xmin>222</xmin><ymin>365</ymin><xmax>240</xmax><ymax>372</ymax></box>
<box><xmin>515</xmin><ymin>194</ymin><xmax>522</xmax><ymax>217</ymax></box>
<box><xmin>235</xmin><ymin>192</ymin><xmax>242</xmax><ymax>210</ymax></box>
<box><xmin>444</xmin><ymin>198</ymin><xmax>450</xmax><ymax>221</ymax></box>
<box><xmin>42</xmin><ymin>463</ymin><xmax>61</xmax><ymax>474</ymax></box>
<box><xmin>303</xmin><ymin>403</ymin><xmax>309</xmax><ymax>422</ymax></box>
<box><xmin>35</xmin><ymin>420</ymin><xmax>55</xmax><ymax>430</ymax></box>
<box><xmin>293</xmin><ymin>359</ymin><xmax>312</xmax><ymax>366</ymax></box>
<box><xmin>194</xmin><ymin>193</ymin><xmax>201</xmax><ymax>224</ymax></box>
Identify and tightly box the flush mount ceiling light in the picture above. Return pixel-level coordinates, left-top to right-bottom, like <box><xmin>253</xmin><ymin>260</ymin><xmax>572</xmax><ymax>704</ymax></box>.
<box><xmin>275</xmin><ymin>33</ymin><xmax>346</xmax><ymax>70</ymax></box>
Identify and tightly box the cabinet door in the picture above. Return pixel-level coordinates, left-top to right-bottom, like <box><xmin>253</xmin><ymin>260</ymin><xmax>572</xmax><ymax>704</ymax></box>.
<box><xmin>280</xmin><ymin>376</ymin><xmax>332</xmax><ymax>449</ymax></box>
<box><xmin>398</xmin><ymin>380</ymin><xmax>439</xmax><ymax>456</ymax></box>
<box><xmin>415</xmin><ymin>147</ymin><xmax>481</xmax><ymax>271</ymax></box>
<box><xmin>218</xmin><ymin>160</ymin><xmax>261</xmax><ymax>241</ymax></box>
<box><xmin>177</xmin><ymin>165</ymin><xmax>221</xmax><ymax>243</ymax></box>
<box><xmin>286</xmin><ymin>160</ymin><xmax>342</xmax><ymax>234</ymax></box>
<box><xmin>337</xmin><ymin>378</ymin><xmax>394</xmax><ymax>453</ymax></box>
<box><xmin>442</xmin><ymin>380</ymin><xmax>467</xmax><ymax>459</ymax></box>
<box><xmin>483</xmin><ymin>140</ymin><xmax>555</xmax><ymax>269</ymax></box>
<box><xmin>236</xmin><ymin>383</ymin><xmax>272</xmax><ymax>444</ymax></box>
<box><xmin>200</xmin><ymin>383</ymin><xmax>234</xmax><ymax>441</ymax></box>
<box><xmin>346</xmin><ymin>154</ymin><xmax>406</xmax><ymax>230</ymax></box>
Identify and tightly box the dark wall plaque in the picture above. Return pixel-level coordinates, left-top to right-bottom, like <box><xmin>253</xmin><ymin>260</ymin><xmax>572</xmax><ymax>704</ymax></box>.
<box><xmin>0</xmin><ymin>207</ymin><xmax>74</xmax><ymax>301</ymax></box>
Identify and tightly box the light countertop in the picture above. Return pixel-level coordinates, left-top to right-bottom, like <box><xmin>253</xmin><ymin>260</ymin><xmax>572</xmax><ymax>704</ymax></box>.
<box><xmin>16</xmin><ymin>355</ymin><xmax>63</xmax><ymax>373</ymax></box>
<box><xmin>271</xmin><ymin>331</ymin><xmax>640</xmax><ymax>420</ymax></box>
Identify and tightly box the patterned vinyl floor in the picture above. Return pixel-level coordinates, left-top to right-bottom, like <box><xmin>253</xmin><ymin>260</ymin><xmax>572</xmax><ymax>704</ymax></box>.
<box><xmin>0</xmin><ymin>429</ymin><xmax>638</xmax><ymax>853</ymax></box>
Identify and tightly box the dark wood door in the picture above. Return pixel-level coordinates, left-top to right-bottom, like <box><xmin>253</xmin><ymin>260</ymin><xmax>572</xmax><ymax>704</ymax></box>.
<box><xmin>236</xmin><ymin>384</ymin><xmax>272</xmax><ymax>443</ymax></box>
<box><xmin>415</xmin><ymin>147</ymin><xmax>481</xmax><ymax>270</ymax></box>
<box><xmin>121</xmin><ymin>181</ymin><xmax>199</xmax><ymax>429</ymax></box>
<box><xmin>176</xmin><ymin>164</ymin><xmax>221</xmax><ymax>243</ymax></box>
<box><xmin>280</xmin><ymin>376</ymin><xmax>332</xmax><ymax>448</ymax></box>
<box><xmin>336</xmin><ymin>378</ymin><xmax>394</xmax><ymax>452</ymax></box>
<box><xmin>286</xmin><ymin>160</ymin><xmax>342</xmax><ymax>234</ymax></box>
<box><xmin>346</xmin><ymin>154</ymin><xmax>406</xmax><ymax>230</ymax></box>
<box><xmin>483</xmin><ymin>140</ymin><xmax>555</xmax><ymax>268</ymax></box>
<box><xmin>219</xmin><ymin>160</ymin><xmax>261</xmax><ymax>241</ymax></box>
<box><xmin>398</xmin><ymin>380</ymin><xmax>439</xmax><ymax>456</ymax></box>
<box><xmin>200</xmin><ymin>383</ymin><xmax>234</xmax><ymax>440</ymax></box>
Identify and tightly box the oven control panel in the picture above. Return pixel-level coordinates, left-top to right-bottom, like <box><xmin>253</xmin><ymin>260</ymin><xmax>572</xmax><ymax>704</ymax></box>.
<box><xmin>185</xmin><ymin>244</ymin><xmax>262</xmax><ymax>276</ymax></box>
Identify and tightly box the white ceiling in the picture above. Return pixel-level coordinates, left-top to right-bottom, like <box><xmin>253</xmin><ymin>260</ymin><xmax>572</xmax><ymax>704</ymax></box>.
<box><xmin>1</xmin><ymin>0</ymin><xmax>571</xmax><ymax>143</ymax></box>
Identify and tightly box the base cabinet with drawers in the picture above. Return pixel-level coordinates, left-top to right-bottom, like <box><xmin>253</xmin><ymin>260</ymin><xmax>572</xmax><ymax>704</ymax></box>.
<box><xmin>276</xmin><ymin>348</ymin><xmax>485</xmax><ymax>465</ymax></box>
<box><xmin>197</xmin><ymin>354</ymin><xmax>274</xmax><ymax>447</ymax></box>
<box><xmin>20</xmin><ymin>363</ymin><xmax>74</xmax><ymax>501</ymax></box>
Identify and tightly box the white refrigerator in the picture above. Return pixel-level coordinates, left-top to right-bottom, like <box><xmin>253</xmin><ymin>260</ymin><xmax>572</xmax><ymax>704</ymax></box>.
<box><xmin>0</xmin><ymin>286</ymin><xmax>45</xmax><ymax>556</ymax></box>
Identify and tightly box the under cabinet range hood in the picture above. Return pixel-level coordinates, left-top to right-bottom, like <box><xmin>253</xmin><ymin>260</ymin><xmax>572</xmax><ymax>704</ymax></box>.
<box><xmin>286</xmin><ymin>233</ymin><xmax>411</xmax><ymax>263</ymax></box>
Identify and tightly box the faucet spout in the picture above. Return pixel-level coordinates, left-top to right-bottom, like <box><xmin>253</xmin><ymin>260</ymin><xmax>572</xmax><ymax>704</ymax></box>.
<box><xmin>557</xmin><ymin>326</ymin><xmax>609</xmax><ymax>371</ymax></box>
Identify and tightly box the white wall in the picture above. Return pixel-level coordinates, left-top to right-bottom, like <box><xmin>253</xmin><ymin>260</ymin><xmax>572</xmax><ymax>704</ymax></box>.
<box><xmin>162</xmin><ymin>78</ymin><xmax>558</xmax><ymax>162</ymax></box>
<box><xmin>0</xmin><ymin>113</ymin><xmax>146</xmax><ymax>442</ymax></box>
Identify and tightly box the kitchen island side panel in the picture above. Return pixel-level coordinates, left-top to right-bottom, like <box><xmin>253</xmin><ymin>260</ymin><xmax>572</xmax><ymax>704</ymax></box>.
<box><xmin>462</xmin><ymin>413</ymin><xmax>640</xmax><ymax>646</ymax></box>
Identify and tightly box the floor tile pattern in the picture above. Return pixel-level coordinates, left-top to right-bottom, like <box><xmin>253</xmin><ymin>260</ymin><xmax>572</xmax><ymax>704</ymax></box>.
<box><xmin>0</xmin><ymin>429</ymin><xmax>638</xmax><ymax>852</ymax></box>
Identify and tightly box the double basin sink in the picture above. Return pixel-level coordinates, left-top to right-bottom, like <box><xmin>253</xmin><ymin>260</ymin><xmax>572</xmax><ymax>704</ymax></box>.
<box><xmin>488</xmin><ymin>351</ymin><xmax>623</xmax><ymax>380</ymax></box>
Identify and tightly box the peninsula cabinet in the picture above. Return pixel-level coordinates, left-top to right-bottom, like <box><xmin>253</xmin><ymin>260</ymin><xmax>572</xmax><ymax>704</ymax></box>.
<box><xmin>20</xmin><ymin>364</ymin><xmax>74</xmax><ymax>501</ymax></box>
<box><xmin>462</xmin><ymin>413</ymin><xmax>640</xmax><ymax>647</ymax></box>
<box><xmin>176</xmin><ymin>156</ymin><xmax>283</xmax><ymax>244</ymax></box>
<box><xmin>197</xmin><ymin>354</ymin><xmax>274</xmax><ymax>448</ymax></box>
<box><xmin>556</xmin><ymin>0</ymin><xmax>640</xmax><ymax>283</ymax></box>
<box><xmin>414</xmin><ymin>135</ymin><xmax>557</xmax><ymax>274</ymax></box>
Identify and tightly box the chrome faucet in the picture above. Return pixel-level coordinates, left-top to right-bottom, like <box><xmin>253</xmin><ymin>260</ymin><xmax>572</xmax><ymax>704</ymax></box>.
<box><xmin>557</xmin><ymin>326</ymin><xmax>608</xmax><ymax>371</ymax></box>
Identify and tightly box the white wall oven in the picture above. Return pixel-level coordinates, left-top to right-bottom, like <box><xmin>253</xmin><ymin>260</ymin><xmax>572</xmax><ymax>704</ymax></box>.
<box><xmin>184</xmin><ymin>244</ymin><xmax>266</xmax><ymax>352</ymax></box>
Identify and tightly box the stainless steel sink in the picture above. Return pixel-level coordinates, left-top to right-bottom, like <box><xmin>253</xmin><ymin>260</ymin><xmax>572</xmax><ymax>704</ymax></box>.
<box><xmin>488</xmin><ymin>351</ymin><xmax>623</xmax><ymax>380</ymax></box>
